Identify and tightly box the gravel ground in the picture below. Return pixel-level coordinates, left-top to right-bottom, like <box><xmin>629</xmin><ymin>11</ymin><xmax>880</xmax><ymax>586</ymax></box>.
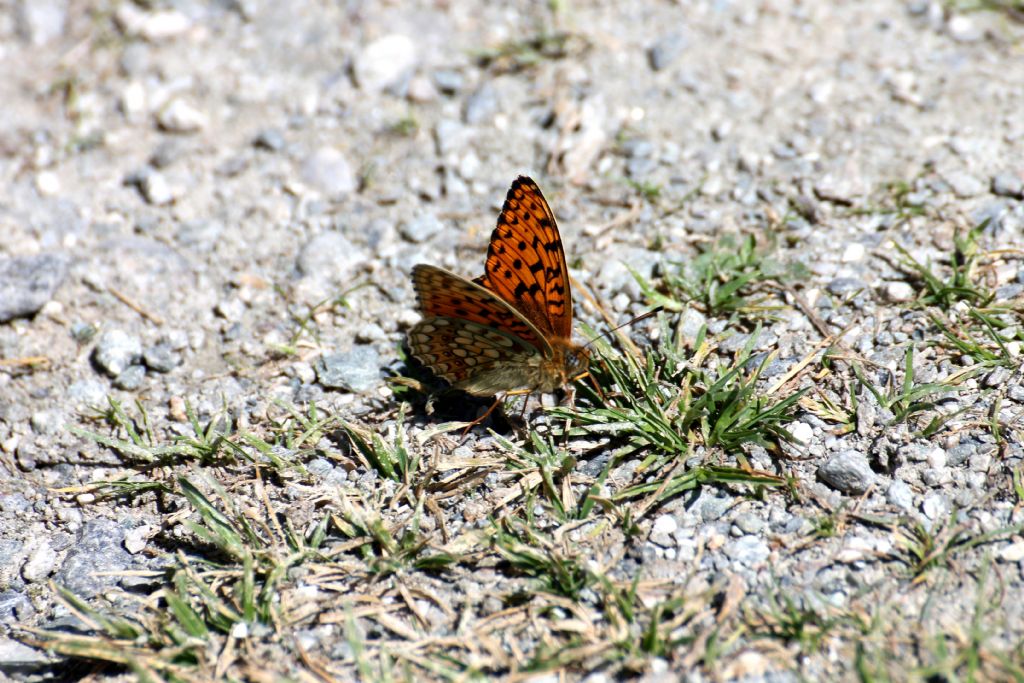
<box><xmin>2</xmin><ymin>1</ymin><xmax>1024</xmax><ymax>681</ymax></box>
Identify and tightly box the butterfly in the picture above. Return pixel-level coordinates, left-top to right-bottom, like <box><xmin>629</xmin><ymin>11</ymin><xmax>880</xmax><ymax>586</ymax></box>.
<box><xmin>408</xmin><ymin>176</ymin><xmax>589</xmax><ymax>401</ymax></box>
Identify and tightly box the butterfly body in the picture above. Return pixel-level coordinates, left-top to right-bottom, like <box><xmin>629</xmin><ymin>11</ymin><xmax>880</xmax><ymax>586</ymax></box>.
<box><xmin>409</xmin><ymin>176</ymin><xmax>588</xmax><ymax>399</ymax></box>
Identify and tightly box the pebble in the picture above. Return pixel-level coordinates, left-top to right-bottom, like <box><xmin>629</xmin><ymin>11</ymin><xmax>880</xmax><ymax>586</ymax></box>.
<box><xmin>0</xmin><ymin>254</ymin><xmax>69</xmax><ymax>322</ymax></box>
<box><xmin>253</xmin><ymin>128</ymin><xmax>286</xmax><ymax>152</ymax></box>
<box><xmin>827</xmin><ymin>277</ymin><xmax>866</xmax><ymax>296</ymax></box>
<box><xmin>53</xmin><ymin>518</ymin><xmax>133</xmax><ymax>598</ymax></box>
<box><xmin>921</xmin><ymin>492</ymin><xmax>950</xmax><ymax>522</ymax></box>
<box><xmin>817</xmin><ymin>450</ymin><xmax>876</xmax><ymax>495</ymax></box>
<box><xmin>21</xmin><ymin>541</ymin><xmax>57</xmax><ymax>582</ymax></box>
<box><xmin>354</xmin><ymin>34</ymin><xmax>418</xmax><ymax>93</ymax></box>
<box><xmin>463</xmin><ymin>84</ymin><xmax>499</xmax><ymax>125</ymax></box>
<box><xmin>157</xmin><ymin>99</ymin><xmax>207</xmax><ymax>133</ymax></box>
<box><xmin>301</xmin><ymin>147</ymin><xmax>357</xmax><ymax>198</ymax></box>
<box><xmin>15</xmin><ymin>0</ymin><xmax>67</xmax><ymax>45</ymax></box>
<box><xmin>789</xmin><ymin>421</ymin><xmax>814</xmax><ymax>444</ymax></box>
<box><xmin>840</xmin><ymin>243</ymin><xmax>866</xmax><ymax>263</ymax></box>
<box><xmin>400</xmin><ymin>213</ymin><xmax>445</xmax><ymax>243</ymax></box>
<box><xmin>678</xmin><ymin>307</ymin><xmax>707</xmax><ymax>346</ymax></box>
<box><xmin>135</xmin><ymin>168</ymin><xmax>176</xmax><ymax>205</ymax></box>
<box><xmin>115</xmin><ymin>4</ymin><xmax>191</xmax><ymax>41</ymax></box>
<box><xmin>886</xmin><ymin>480</ymin><xmax>915</xmax><ymax>511</ymax></box>
<box><xmin>724</xmin><ymin>535</ymin><xmax>770</xmax><ymax>566</ymax></box>
<box><xmin>999</xmin><ymin>541</ymin><xmax>1024</xmax><ymax>562</ymax></box>
<box><xmin>433</xmin><ymin>69</ymin><xmax>463</xmax><ymax>95</ymax></box>
<box><xmin>991</xmin><ymin>172</ymin><xmax>1023</xmax><ymax>199</ymax></box>
<box><xmin>0</xmin><ymin>638</ymin><xmax>49</xmax><ymax>669</ymax></box>
<box><xmin>92</xmin><ymin>330</ymin><xmax>143</xmax><ymax>377</ymax></box>
<box><xmin>881</xmin><ymin>281</ymin><xmax>915</xmax><ymax>303</ymax></box>
<box><xmin>647</xmin><ymin>32</ymin><xmax>686</xmax><ymax>71</ymax></box>
<box><xmin>316</xmin><ymin>346</ymin><xmax>381</xmax><ymax>392</ymax></box>
<box><xmin>944</xmin><ymin>170</ymin><xmax>985</xmax><ymax>198</ymax></box>
<box><xmin>67</xmin><ymin>379</ymin><xmax>107</xmax><ymax>408</ymax></box>
<box><xmin>113</xmin><ymin>364</ymin><xmax>146</xmax><ymax>391</ymax></box>
<box><xmin>296</xmin><ymin>231</ymin><xmax>366</xmax><ymax>282</ymax></box>
<box><xmin>143</xmin><ymin>344</ymin><xmax>181</xmax><ymax>373</ymax></box>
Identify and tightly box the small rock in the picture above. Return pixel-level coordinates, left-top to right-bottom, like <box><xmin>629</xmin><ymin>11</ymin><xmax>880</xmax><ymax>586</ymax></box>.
<box><xmin>651</xmin><ymin>514</ymin><xmax>678</xmax><ymax>536</ymax></box>
<box><xmin>400</xmin><ymin>213</ymin><xmax>445</xmax><ymax>243</ymax></box>
<box><xmin>818</xmin><ymin>449</ymin><xmax>875</xmax><ymax>495</ymax></box>
<box><xmin>944</xmin><ymin>170</ymin><xmax>985</xmax><ymax>198</ymax></box>
<box><xmin>115</xmin><ymin>4</ymin><xmax>191</xmax><ymax>41</ymax></box>
<box><xmin>215</xmin><ymin>298</ymin><xmax>246</xmax><ymax>322</ymax></box>
<box><xmin>790</xmin><ymin>421</ymin><xmax>813</xmax><ymax>444</ymax></box>
<box><xmin>433</xmin><ymin>69</ymin><xmax>463</xmax><ymax>95</ymax></box>
<box><xmin>68</xmin><ymin>379</ymin><xmax>107</xmax><ymax>408</ymax></box>
<box><xmin>157</xmin><ymin>99</ymin><xmax>207</xmax><ymax>133</ymax></box>
<box><xmin>647</xmin><ymin>32</ymin><xmax>686</xmax><ymax>71</ymax></box>
<box><xmin>143</xmin><ymin>344</ymin><xmax>181</xmax><ymax>373</ymax></box>
<box><xmin>92</xmin><ymin>330</ymin><xmax>143</xmax><ymax>377</ymax></box>
<box><xmin>881</xmin><ymin>281</ymin><xmax>915</xmax><ymax>303</ymax></box>
<box><xmin>296</xmin><ymin>231</ymin><xmax>366</xmax><ymax>282</ymax></box>
<box><xmin>991</xmin><ymin>172</ymin><xmax>1023</xmax><ymax>199</ymax></box>
<box><xmin>168</xmin><ymin>396</ymin><xmax>187</xmax><ymax>422</ymax></box>
<box><xmin>841</xmin><ymin>243</ymin><xmax>866</xmax><ymax>263</ymax></box>
<box><xmin>54</xmin><ymin>518</ymin><xmax>133</xmax><ymax>598</ymax></box>
<box><xmin>0</xmin><ymin>254</ymin><xmax>68</xmax><ymax>322</ymax></box>
<box><xmin>316</xmin><ymin>346</ymin><xmax>381</xmax><ymax>392</ymax></box>
<box><xmin>16</xmin><ymin>0</ymin><xmax>66</xmax><ymax>45</ymax></box>
<box><xmin>124</xmin><ymin>525</ymin><xmax>153</xmax><ymax>554</ymax></box>
<box><xmin>29</xmin><ymin>411</ymin><xmax>61</xmax><ymax>435</ymax></box>
<box><xmin>354</xmin><ymin>34</ymin><xmax>418</xmax><ymax>93</ymax></box>
<box><xmin>886</xmin><ymin>480</ymin><xmax>915</xmax><ymax>512</ymax></box>
<box><xmin>463</xmin><ymin>84</ymin><xmax>499</xmax><ymax>125</ymax></box>
<box><xmin>21</xmin><ymin>542</ymin><xmax>57</xmax><ymax>582</ymax></box>
<box><xmin>113</xmin><ymin>364</ymin><xmax>146</xmax><ymax>391</ymax></box>
<box><xmin>999</xmin><ymin>541</ymin><xmax>1024</xmax><ymax>562</ymax></box>
<box><xmin>921</xmin><ymin>492</ymin><xmax>950</xmax><ymax>522</ymax></box>
<box><xmin>827</xmin><ymin>277</ymin><xmax>866</xmax><ymax>296</ymax></box>
<box><xmin>35</xmin><ymin>171</ymin><xmax>60</xmax><ymax>196</ymax></box>
<box><xmin>136</xmin><ymin>169</ymin><xmax>176</xmax><ymax>205</ymax></box>
<box><xmin>301</xmin><ymin>147</ymin><xmax>357</xmax><ymax>198</ymax></box>
<box><xmin>947</xmin><ymin>14</ymin><xmax>982</xmax><ymax>42</ymax></box>
<box><xmin>0</xmin><ymin>638</ymin><xmax>49</xmax><ymax>670</ymax></box>
<box><xmin>724</xmin><ymin>535</ymin><xmax>770</xmax><ymax>566</ymax></box>
<box><xmin>407</xmin><ymin>74</ymin><xmax>437</xmax><ymax>103</ymax></box>
<box><xmin>679</xmin><ymin>308</ymin><xmax>707</xmax><ymax>347</ymax></box>
<box><xmin>254</xmin><ymin>128</ymin><xmax>286</xmax><ymax>152</ymax></box>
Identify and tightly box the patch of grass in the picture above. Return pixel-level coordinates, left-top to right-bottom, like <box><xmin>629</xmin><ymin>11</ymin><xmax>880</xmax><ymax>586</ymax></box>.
<box><xmin>557</xmin><ymin>317</ymin><xmax>805</xmax><ymax>466</ymax></box>
<box><xmin>892</xmin><ymin>222</ymin><xmax>993</xmax><ymax>311</ymax></box>
<box><xmin>341</xmin><ymin>405</ymin><xmax>420</xmax><ymax>482</ymax></box>
<box><xmin>633</xmin><ymin>234</ymin><xmax>808</xmax><ymax>319</ymax></box>
<box><xmin>888</xmin><ymin>510</ymin><xmax>1019</xmax><ymax>584</ymax></box>
<box><xmin>851</xmin><ymin>346</ymin><xmax>968</xmax><ymax>436</ymax></box>
<box><xmin>474</xmin><ymin>31</ymin><xmax>589</xmax><ymax>72</ymax></box>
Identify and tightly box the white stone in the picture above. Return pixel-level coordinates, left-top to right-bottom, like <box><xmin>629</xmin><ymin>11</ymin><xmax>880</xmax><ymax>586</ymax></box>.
<box><xmin>790</xmin><ymin>421</ymin><xmax>813</xmax><ymax>444</ymax></box>
<box><xmin>354</xmin><ymin>34</ymin><xmax>418</xmax><ymax>93</ymax></box>
<box><xmin>651</xmin><ymin>514</ymin><xmax>678</xmax><ymax>536</ymax></box>
<box><xmin>157</xmin><ymin>99</ymin><xmax>207</xmax><ymax>133</ymax></box>
<box><xmin>841</xmin><ymin>243</ymin><xmax>865</xmax><ymax>263</ymax></box>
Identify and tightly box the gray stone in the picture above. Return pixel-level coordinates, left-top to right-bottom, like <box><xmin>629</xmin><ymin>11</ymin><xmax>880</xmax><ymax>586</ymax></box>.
<box><xmin>818</xmin><ymin>449</ymin><xmax>876</xmax><ymax>495</ymax></box>
<box><xmin>400</xmin><ymin>213</ymin><xmax>445</xmax><ymax>243</ymax></box>
<box><xmin>0</xmin><ymin>638</ymin><xmax>49</xmax><ymax>672</ymax></box>
<box><xmin>724</xmin><ymin>535</ymin><xmax>770</xmax><ymax>566</ymax></box>
<box><xmin>316</xmin><ymin>346</ymin><xmax>381</xmax><ymax>392</ymax></box>
<box><xmin>307</xmin><ymin>457</ymin><xmax>334</xmax><ymax>478</ymax></box>
<box><xmin>113</xmin><ymin>364</ymin><xmax>146</xmax><ymax>390</ymax></box>
<box><xmin>648</xmin><ymin>32</ymin><xmax>687</xmax><ymax>71</ymax></box>
<box><xmin>253</xmin><ymin>128</ymin><xmax>286</xmax><ymax>151</ymax></box>
<box><xmin>301</xmin><ymin>147</ymin><xmax>357</xmax><ymax>197</ymax></box>
<box><xmin>886</xmin><ymin>480</ymin><xmax>915</xmax><ymax>512</ymax></box>
<box><xmin>297</xmin><ymin>231</ymin><xmax>366</xmax><ymax>282</ymax></box>
<box><xmin>16</xmin><ymin>0</ymin><xmax>67</xmax><ymax>45</ymax></box>
<box><xmin>70</xmin><ymin>321</ymin><xmax>97</xmax><ymax>343</ymax></box>
<box><xmin>143</xmin><ymin>343</ymin><xmax>181</xmax><ymax>373</ymax></box>
<box><xmin>92</xmin><ymin>329</ymin><xmax>143</xmax><ymax>377</ymax></box>
<box><xmin>827</xmin><ymin>277</ymin><xmax>866</xmax><ymax>296</ymax></box>
<box><xmin>992</xmin><ymin>172</ymin><xmax>1024</xmax><ymax>198</ymax></box>
<box><xmin>54</xmin><ymin>518</ymin><xmax>133</xmax><ymax>598</ymax></box>
<box><xmin>433</xmin><ymin>69</ymin><xmax>464</xmax><ymax>95</ymax></box>
<box><xmin>157</xmin><ymin>98</ymin><xmax>207</xmax><ymax>133</ymax></box>
<box><xmin>0</xmin><ymin>254</ymin><xmax>68</xmax><ymax>322</ymax></box>
<box><xmin>354</xmin><ymin>34</ymin><xmax>417</xmax><ymax>93</ymax></box>
<box><xmin>944</xmin><ymin>170</ymin><xmax>985</xmax><ymax>198</ymax></box>
<box><xmin>68</xmin><ymin>379</ymin><xmax>107</xmax><ymax>408</ymax></box>
<box><xmin>0</xmin><ymin>591</ymin><xmax>33</xmax><ymax>623</ymax></box>
<box><xmin>464</xmin><ymin>84</ymin><xmax>499</xmax><ymax>125</ymax></box>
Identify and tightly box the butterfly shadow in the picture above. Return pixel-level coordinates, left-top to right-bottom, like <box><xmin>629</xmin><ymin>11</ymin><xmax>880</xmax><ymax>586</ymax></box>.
<box><xmin>389</xmin><ymin>351</ymin><xmax>520</xmax><ymax>434</ymax></box>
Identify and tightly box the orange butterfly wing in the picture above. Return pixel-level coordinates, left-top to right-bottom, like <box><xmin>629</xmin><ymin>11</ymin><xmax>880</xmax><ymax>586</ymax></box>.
<box><xmin>475</xmin><ymin>176</ymin><xmax>573</xmax><ymax>340</ymax></box>
<box><xmin>411</xmin><ymin>264</ymin><xmax>550</xmax><ymax>353</ymax></box>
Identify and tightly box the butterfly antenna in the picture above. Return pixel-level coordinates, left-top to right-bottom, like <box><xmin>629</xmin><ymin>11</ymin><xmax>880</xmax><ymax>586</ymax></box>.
<box><xmin>583</xmin><ymin>306</ymin><xmax>664</xmax><ymax>350</ymax></box>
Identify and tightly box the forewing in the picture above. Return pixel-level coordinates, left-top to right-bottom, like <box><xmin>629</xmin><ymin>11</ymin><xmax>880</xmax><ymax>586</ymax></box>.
<box><xmin>408</xmin><ymin>316</ymin><xmax>540</xmax><ymax>395</ymax></box>
<box><xmin>477</xmin><ymin>176</ymin><xmax>573</xmax><ymax>339</ymax></box>
<box><xmin>412</xmin><ymin>264</ymin><xmax>550</xmax><ymax>353</ymax></box>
